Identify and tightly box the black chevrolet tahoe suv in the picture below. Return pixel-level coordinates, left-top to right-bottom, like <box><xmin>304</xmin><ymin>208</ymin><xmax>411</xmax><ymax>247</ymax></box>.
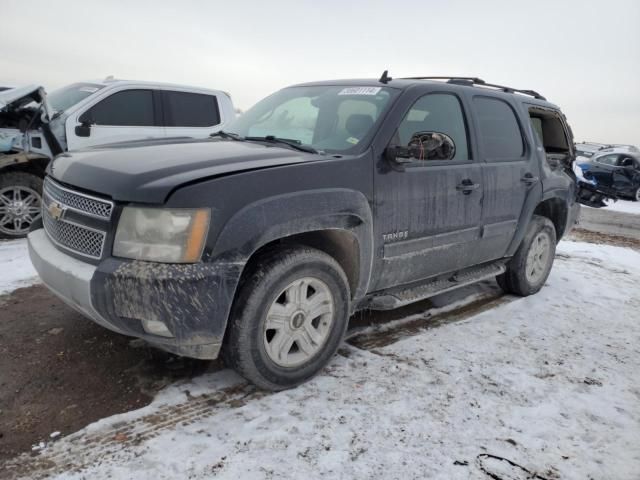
<box><xmin>28</xmin><ymin>74</ymin><xmax>602</xmax><ymax>390</ymax></box>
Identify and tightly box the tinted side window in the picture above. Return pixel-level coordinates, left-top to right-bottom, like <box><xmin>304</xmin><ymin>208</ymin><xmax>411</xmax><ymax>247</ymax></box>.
<box><xmin>473</xmin><ymin>97</ymin><xmax>524</xmax><ymax>159</ymax></box>
<box><xmin>82</xmin><ymin>90</ymin><xmax>155</xmax><ymax>126</ymax></box>
<box><xmin>165</xmin><ymin>91</ymin><xmax>220</xmax><ymax>127</ymax></box>
<box><xmin>396</xmin><ymin>93</ymin><xmax>469</xmax><ymax>161</ymax></box>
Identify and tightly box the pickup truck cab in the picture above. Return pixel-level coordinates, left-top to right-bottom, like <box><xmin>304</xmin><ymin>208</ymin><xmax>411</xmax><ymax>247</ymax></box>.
<box><xmin>28</xmin><ymin>74</ymin><xmax>602</xmax><ymax>390</ymax></box>
<box><xmin>0</xmin><ymin>78</ymin><xmax>235</xmax><ymax>237</ymax></box>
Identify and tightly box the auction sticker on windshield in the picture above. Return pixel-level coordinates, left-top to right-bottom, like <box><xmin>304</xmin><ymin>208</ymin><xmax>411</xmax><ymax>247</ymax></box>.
<box><xmin>338</xmin><ymin>87</ymin><xmax>382</xmax><ymax>95</ymax></box>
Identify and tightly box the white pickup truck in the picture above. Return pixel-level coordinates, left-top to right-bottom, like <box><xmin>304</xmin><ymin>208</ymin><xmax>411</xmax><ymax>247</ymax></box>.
<box><xmin>0</xmin><ymin>78</ymin><xmax>236</xmax><ymax>238</ymax></box>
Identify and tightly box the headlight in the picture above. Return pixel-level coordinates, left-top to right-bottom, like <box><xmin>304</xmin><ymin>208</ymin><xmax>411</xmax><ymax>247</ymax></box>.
<box><xmin>113</xmin><ymin>207</ymin><xmax>210</xmax><ymax>263</ymax></box>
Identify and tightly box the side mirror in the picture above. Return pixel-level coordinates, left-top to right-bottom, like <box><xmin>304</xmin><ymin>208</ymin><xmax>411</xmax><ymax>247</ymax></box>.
<box><xmin>386</xmin><ymin>131</ymin><xmax>456</xmax><ymax>165</ymax></box>
<box><xmin>75</xmin><ymin>121</ymin><xmax>92</xmax><ymax>137</ymax></box>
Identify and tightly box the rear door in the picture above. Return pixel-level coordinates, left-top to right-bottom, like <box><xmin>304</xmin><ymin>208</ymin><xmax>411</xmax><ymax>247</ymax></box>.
<box><xmin>372</xmin><ymin>89</ymin><xmax>484</xmax><ymax>290</ymax></box>
<box><xmin>470</xmin><ymin>95</ymin><xmax>535</xmax><ymax>262</ymax></box>
<box><xmin>69</xmin><ymin>89</ymin><xmax>162</xmax><ymax>149</ymax></box>
<box><xmin>161</xmin><ymin>90</ymin><xmax>222</xmax><ymax>139</ymax></box>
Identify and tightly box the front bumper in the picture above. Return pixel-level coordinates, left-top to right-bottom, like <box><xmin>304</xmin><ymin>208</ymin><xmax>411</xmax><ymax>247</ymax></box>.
<box><xmin>28</xmin><ymin>228</ymin><xmax>244</xmax><ymax>359</ymax></box>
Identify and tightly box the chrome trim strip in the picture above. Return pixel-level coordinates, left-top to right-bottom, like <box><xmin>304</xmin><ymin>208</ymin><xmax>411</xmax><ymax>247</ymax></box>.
<box><xmin>44</xmin><ymin>177</ymin><xmax>114</xmax><ymax>220</ymax></box>
<box><xmin>42</xmin><ymin>219</ymin><xmax>106</xmax><ymax>260</ymax></box>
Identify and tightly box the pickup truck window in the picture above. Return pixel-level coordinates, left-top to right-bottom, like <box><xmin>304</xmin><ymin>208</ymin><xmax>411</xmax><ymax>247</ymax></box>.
<box><xmin>226</xmin><ymin>85</ymin><xmax>399</xmax><ymax>153</ymax></box>
<box><xmin>396</xmin><ymin>93</ymin><xmax>470</xmax><ymax>161</ymax></box>
<box><xmin>164</xmin><ymin>91</ymin><xmax>220</xmax><ymax>127</ymax></box>
<box><xmin>80</xmin><ymin>89</ymin><xmax>155</xmax><ymax>127</ymax></box>
<box><xmin>473</xmin><ymin>96</ymin><xmax>524</xmax><ymax>160</ymax></box>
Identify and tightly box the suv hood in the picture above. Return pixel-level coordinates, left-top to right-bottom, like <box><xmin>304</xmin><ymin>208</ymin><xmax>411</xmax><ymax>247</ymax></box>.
<box><xmin>0</xmin><ymin>85</ymin><xmax>52</xmax><ymax>119</ymax></box>
<box><xmin>49</xmin><ymin>138</ymin><xmax>326</xmax><ymax>203</ymax></box>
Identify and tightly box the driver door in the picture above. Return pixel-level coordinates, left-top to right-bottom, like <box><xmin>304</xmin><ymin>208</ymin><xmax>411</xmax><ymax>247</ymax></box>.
<box><xmin>68</xmin><ymin>89</ymin><xmax>163</xmax><ymax>150</ymax></box>
<box><xmin>372</xmin><ymin>91</ymin><xmax>484</xmax><ymax>291</ymax></box>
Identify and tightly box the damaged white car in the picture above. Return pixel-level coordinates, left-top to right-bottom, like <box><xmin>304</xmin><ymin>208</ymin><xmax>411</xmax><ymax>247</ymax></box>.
<box><xmin>0</xmin><ymin>79</ymin><xmax>235</xmax><ymax>238</ymax></box>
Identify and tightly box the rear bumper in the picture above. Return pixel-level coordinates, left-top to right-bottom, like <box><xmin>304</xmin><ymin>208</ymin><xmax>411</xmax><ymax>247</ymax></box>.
<box><xmin>28</xmin><ymin>228</ymin><xmax>244</xmax><ymax>359</ymax></box>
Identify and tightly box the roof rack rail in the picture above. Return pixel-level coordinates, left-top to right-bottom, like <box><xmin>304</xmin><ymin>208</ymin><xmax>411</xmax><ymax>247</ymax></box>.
<box><xmin>401</xmin><ymin>76</ymin><xmax>546</xmax><ymax>101</ymax></box>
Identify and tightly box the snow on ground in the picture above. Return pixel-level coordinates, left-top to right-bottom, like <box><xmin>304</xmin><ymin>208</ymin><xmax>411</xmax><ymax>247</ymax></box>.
<box><xmin>601</xmin><ymin>199</ymin><xmax>640</xmax><ymax>215</ymax></box>
<box><xmin>0</xmin><ymin>239</ymin><xmax>39</xmax><ymax>295</ymax></box>
<box><xmin>12</xmin><ymin>240</ymin><xmax>639</xmax><ymax>480</ymax></box>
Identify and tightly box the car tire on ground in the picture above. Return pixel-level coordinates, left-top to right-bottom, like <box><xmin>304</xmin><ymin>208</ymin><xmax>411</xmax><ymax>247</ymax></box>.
<box><xmin>633</xmin><ymin>186</ymin><xmax>640</xmax><ymax>202</ymax></box>
<box><xmin>0</xmin><ymin>171</ymin><xmax>43</xmax><ymax>239</ymax></box>
<box><xmin>223</xmin><ymin>245</ymin><xmax>350</xmax><ymax>391</ymax></box>
<box><xmin>496</xmin><ymin>215</ymin><xmax>557</xmax><ymax>296</ymax></box>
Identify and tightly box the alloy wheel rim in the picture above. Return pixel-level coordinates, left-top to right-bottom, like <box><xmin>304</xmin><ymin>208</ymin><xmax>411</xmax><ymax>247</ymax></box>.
<box><xmin>263</xmin><ymin>276</ymin><xmax>335</xmax><ymax>368</ymax></box>
<box><xmin>0</xmin><ymin>186</ymin><xmax>42</xmax><ymax>236</ymax></box>
<box><xmin>525</xmin><ymin>231</ymin><xmax>551</xmax><ymax>284</ymax></box>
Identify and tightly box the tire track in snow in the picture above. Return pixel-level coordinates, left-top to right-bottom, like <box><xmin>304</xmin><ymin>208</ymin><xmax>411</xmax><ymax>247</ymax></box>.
<box><xmin>3</xmin><ymin>383</ymin><xmax>262</xmax><ymax>480</ymax></box>
<box><xmin>4</xmin><ymin>291</ymin><xmax>514</xmax><ymax>479</ymax></box>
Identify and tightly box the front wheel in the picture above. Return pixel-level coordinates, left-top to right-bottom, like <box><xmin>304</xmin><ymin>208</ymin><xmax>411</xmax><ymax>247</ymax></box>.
<box><xmin>496</xmin><ymin>215</ymin><xmax>557</xmax><ymax>296</ymax></box>
<box><xmin>633</xmin><ymin>186</ymin><xmax>640</xmax><ymax>202</ymax></box>
<box><xmin>0</xmin><ymin>172</ymin><xmax>43</xmax><ymax>239</ymax></box>
<box><xmin>223</xmin><ymin>246</ymin><xmax>350</xmax><ymax>390</ymax></box>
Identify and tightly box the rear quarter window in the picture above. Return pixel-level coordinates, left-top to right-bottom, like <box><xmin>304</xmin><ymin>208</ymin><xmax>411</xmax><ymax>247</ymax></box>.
<box><xmin>473</xmin><ymin>96</ymin><xmax>524</xmax><ymax>160</ymax></box>
<box><xmin>164</xmin><ymin>91</ymin><xmax>220</xmax><ymax>127</ymax></box>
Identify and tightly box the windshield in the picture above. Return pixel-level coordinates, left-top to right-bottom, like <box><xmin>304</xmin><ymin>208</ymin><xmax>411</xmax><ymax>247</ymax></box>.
<box><xmin>48</xmin><ymin>83</ymin><xmax>105</xmax><ymax>114</ymax></box>
<box><xmin>225</xmin><ymin>85</ymin><xmax>398</xmax><ymax>153</ymax></box>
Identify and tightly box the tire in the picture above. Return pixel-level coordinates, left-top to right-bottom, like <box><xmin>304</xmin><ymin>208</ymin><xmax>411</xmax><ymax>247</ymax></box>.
<box><xmin>496</xmin><ymin>215</ymin><xmax>557</xmax><ymax>296</ymax></box>
<box><xmin>633</xmin><ymin>186</ymin><xmax>640</xmax><ymax>202</ymax></box>
<box><xmin>0</xmin><ymin>172</ymin><xmax>43</xmax><ymax>239</ymax></box>
<box><xmin>223</xmin><ymin>245</ymin><xmax>350</xmax><ymax>390</ymax></box>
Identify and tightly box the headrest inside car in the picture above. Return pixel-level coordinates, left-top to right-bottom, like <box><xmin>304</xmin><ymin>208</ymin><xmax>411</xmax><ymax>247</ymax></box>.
<box><xmin>346</xmin><ymin>114</ymin><xmax>374</xmax><ymax>138</ymax></box>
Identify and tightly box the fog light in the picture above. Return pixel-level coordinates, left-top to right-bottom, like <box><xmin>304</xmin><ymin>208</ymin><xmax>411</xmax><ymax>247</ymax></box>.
<box><xmin>141</xmin><ymin>319</ymin><xmax>174</xmax><ymax>338</ymax></box>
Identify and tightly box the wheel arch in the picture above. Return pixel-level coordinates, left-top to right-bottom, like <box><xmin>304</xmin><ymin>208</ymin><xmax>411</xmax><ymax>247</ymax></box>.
<box><xmin>506</xmin><ymin>186</ymin><xmax>573</xmax><ymax>255</ymax></box>
<box><xmin>243</xmin><ymin>228</ymin><xmax>362</xmax><ymax>300</ymax></box>
<box><xmin>532</xmin><ymin>196</ymin><xmax>569</xmax><ymax>240</ymax></box>
<box><xmin>0</xmin><ymin>155</ymin><xmax>48</xmax><ymax>177</ymax></box>
<box><xmin>210</xmin><ymin>188</ymin><xmax>374</xmax><ymax>303</ymax></box>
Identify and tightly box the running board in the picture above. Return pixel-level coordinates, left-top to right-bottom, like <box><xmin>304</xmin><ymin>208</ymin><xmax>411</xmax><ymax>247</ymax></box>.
<box><xmin>364</xmin><ymin>262</ymin><xmax>506</xmax><ymax>311</ymax></box>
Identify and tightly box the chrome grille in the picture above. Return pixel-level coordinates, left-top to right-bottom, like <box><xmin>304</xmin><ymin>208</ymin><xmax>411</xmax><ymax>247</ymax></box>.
<box><xmin>44</xmin><ymin>177</ymin><xmax>113</xmax><ymax>219</ymax></box>
<box><xmin>41</xmin><ymin>179</ymin><xmax>110</xmax><ymax>260</ymax></box>
<box><xmin>43</xmin><ymin>210</ymin><xmax>105</xmax><ymax>258</ymax></box>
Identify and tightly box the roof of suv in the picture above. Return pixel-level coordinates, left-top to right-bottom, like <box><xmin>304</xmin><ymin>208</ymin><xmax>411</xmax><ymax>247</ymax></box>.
<box><xmin>293</xmin><ymin>77</ymin><xmax>559</xmax><ymax>110</ymax></box>
<box><xmin>85</xmin><ymin>77</ymin><xmax>229</xmax><ymax>96</ymax></box>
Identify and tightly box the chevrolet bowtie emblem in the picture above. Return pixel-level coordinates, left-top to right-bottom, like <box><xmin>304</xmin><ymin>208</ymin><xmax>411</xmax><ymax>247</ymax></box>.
<box><xmin>48</xmin><ymin>201</ymin><xmax>65</xmax><ymax>220</ymax></box>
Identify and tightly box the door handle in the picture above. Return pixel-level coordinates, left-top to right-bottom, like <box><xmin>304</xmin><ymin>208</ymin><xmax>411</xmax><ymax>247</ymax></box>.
<box><xmin>521</xmin><ymin>173</ymin><xmax>539</xmax><ymax>186</ymax></box>
<box><xmin>456</xmin><ymin>179</ymin><xmax>480</xmax><ymax>195</ymax></box>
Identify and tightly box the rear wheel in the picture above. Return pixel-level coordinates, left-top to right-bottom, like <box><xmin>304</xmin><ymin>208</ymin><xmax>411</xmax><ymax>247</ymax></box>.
<box><xmin>223</xmin><ymin>246</ymin><xmax>350</xmax><ymax>390</ymax></box>
<box><xmin>0</xmin><ymin>172</ymin><xmax>43</xmax><ymax>239</ymax></box>
<box><xmin>496</xmin><ymin>215</ymin><xmax>556</xmax><ymax>296</ymax></box>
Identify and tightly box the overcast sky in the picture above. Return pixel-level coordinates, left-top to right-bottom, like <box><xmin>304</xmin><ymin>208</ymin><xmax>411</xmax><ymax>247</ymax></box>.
<box><xmin>2</xmin><ymin>0</ymin><xmax>639</xmax><ymax>146</ymax></box>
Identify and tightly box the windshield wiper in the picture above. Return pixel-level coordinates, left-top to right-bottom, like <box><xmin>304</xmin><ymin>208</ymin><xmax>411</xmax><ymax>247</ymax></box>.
<box><xmin>244</xmin><ymin>135</ymin><xmax>319</xmax><ymax>154</ymax></box>
<box><xmin>210</xmin><ymin>130</ymin><xmax>243</xmax><ymax>141</ymax></box>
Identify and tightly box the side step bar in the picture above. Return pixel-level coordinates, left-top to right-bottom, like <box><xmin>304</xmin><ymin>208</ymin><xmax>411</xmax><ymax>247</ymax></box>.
<box><xmin>363</xmin><ymin>262</ymin><xmax>506</xmax><ymax>311</ymax></box>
